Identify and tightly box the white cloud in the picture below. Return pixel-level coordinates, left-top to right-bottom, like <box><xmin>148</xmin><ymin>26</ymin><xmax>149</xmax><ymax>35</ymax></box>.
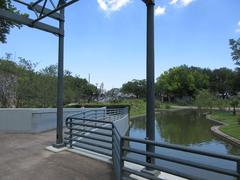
<box><xmin>236</xmin><ymin>21</ymin><xmax>240</xmax><ymax>33</ymax></box>
<box><xmin>181</xmin><ymin>0</ymin><xmax>194</xmax><ymax>6</ymax></box>
<box><xmin>169</xmin><ymin>0</ymin><xmax>178</xmax><ymax>5</ymax></box>
<box><xmin>236</xmin><ymin>29</ymin><xmax>240</xmax><ymax>33</ymax></box>
<box><xmin>155</xmin><ymin>6</ymin><xmax>166</xmax><ymax>16</ymax></box>
<box><xmin>97</xmin><ymin>0</ymin><xmax>130</xmax><ymax>12</ymax></box>
<box><xmin>169</xmin><ymin>0</ymin><xmax>194</xmax><ymax>7</ymax></box>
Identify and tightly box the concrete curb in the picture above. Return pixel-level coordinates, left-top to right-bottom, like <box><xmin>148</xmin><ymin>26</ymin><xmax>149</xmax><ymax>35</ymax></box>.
<box><xmin>206</xmin><ymin>115</ymin><xmax>240</xmax><ymax>147</ymax></box>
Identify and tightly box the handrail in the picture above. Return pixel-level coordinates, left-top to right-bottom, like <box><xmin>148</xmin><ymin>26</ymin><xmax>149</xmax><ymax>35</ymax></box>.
<box><xmin>64</xmin><ymin>108</ymin><xmax>240</xmax><ymax>180</ymax></box>
<box><xmin>122</xmin><ymin>136</ymin><xmax>240</xmax><ymax>162</ymax></box>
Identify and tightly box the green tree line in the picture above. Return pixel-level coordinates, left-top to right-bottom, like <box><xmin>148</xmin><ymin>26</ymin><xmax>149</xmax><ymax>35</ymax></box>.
<box><xmin>120</xmin><ymin>65</ymin><xmax>240</xmax><ymax>103</ymax></box>
<box><xmin>0</xmin><ymin>55</ymin><xmax>97</xmax><ymax>107</ymax></box>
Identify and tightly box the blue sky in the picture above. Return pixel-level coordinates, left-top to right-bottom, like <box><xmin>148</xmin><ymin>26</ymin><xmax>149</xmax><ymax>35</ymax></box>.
<box><xmin>1</xmin><ymin>0</ymin><xmax>240</xmax><ymax>90</ymax></box>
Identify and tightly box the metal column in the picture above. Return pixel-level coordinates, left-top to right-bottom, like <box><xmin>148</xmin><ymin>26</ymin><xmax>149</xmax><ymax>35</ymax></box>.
<box><xmin>54</xmin><ymin>1</ymin><xmax>65</xmax><ymax>147</ymax></box>
<box><xmin>145</xmin><ymin>0</ymin><xmax>155</xmax><ymax>164</ymax></box>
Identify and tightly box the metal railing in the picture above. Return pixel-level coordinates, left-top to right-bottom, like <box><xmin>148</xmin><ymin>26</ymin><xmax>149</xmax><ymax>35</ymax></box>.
<box><xmin>65</xmin><ymin>108</ymin><xmax>240</xmax><ymax>180</ymax></box>
<box><xmin>121</xmin><ymin>136</ymin><xmax>240</xmax><ymax>180</ymax></box>
<box><xmin>64</xmin><ymin>107</ymin><xmax>128</xmax><ymax>157</ymax></box>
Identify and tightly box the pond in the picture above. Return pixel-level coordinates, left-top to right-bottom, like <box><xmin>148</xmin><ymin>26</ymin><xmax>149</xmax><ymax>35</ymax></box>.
<box><xmin>128</xmin><ymin>109</ymin><xmax>240</xmax><ymax>180</ymax></box>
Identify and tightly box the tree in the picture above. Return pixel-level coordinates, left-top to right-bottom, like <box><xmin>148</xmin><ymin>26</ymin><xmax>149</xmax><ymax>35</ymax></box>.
<box><xmin>195</xmin><ymin>90</ymin><xmax>216</xmax><ymax>111</ymax></box>
<box><xmin>230</xmin><ymin>97</ymin><xmax>239</xmax><ymax>115</ymax></box>
<box><xmin>121</xmin><ymin>79</ymin><xmax>146</xmax><ymax>98</ymax></box>
<box><xmin>209</xmin><ymin>68</ymin><xmax>235</xmax><ymax>97</ymax></box>
<box><xmin>16</xmin><ymin>57</ymin><xmax>40</xmax><ymax>107</ymax></box>
<box><xmin>229</xmin><ymin>38</ymin><xmax>240</xmax><ymax>65</ymax></box>
<box><xmin>156</xmin><ymin>65</ymin><xmax>209</xmax><ymax>101</ymax></box>
<box><xmin>0</xmin><ymin>58</ymin><xmax>18</xmax><ymax>107</ymax></box>
<box><xmin>0</xmin><ymin>0</ymin><xmax>23</xmax><ymax>43</ymax></box>
<box><xmin>106</xmin><ymin>88</ymin><xmax>120</xmax><ymax>100</ymax></box>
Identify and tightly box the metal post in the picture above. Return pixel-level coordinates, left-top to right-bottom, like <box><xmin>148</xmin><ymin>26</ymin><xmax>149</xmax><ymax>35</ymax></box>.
<box><xmin>145</xmin><ymin>0</ymin><xmax>155</xmax><ymax>164</ymax></box>
<box><xmin>119</xmin><ymin>137</ymin><xmax>124</xmax><ymax>180</ymax></box>
<box><xmin>69</xmin><ymin>118</ymin><xmax>73</xmax><ymax>148</ymax></box>
<box><xmin>237</xmin><ymin>161</ymin><xmax>240</xmax><ymax>180</ymax></box>
<box><xmin>54</xmin><ymin>0</ymin><xmax>65</xmax><ymax>148</ymax></box>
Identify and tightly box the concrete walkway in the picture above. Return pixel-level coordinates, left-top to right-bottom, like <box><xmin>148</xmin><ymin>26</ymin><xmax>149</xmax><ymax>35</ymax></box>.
<box><xmin>0</xmin><ymin>131</ymin><xmax>114</xmax><ymax>180</ymax></box>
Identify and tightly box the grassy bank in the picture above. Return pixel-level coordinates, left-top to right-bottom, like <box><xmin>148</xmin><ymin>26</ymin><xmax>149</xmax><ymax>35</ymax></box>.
<box><xmin>66</xmin><ymin>99</ymin><xmax>175</xmax><ymax>117</ymax></box>
<box><xmin>66</xmin><ymin>99</ymin><xmax>146</xmax><ymax>117</ymax></box>
<box><xmin>209</xmin><ymin>112</ymin><xmax>240</xmax><ymax>140</ymax></box>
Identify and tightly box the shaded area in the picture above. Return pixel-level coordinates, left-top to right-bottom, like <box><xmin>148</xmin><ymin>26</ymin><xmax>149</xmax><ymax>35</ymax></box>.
<box><xmin>0</xmin><ymin>130</ymin><xmax>114</xmax><ymax>180</ymax></box>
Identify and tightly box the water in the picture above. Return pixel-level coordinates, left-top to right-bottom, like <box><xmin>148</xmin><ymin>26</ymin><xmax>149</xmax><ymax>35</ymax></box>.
<box><xmin>128</xmin><ymin>109</ymin><xmax>240</xmax><ymax>180</ymax></box>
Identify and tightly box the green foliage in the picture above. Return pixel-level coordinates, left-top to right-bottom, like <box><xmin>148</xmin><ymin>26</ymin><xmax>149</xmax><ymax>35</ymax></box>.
<box><xmin>0</xmin><ymin>57</ymin><xmax>98</xmax><ymax>107</ymax></box>
<box><xmin>164</xmin><ymin>104</ymin><xmax>171</xmax><ymax>109</ymax></box>
<box><xmin>0</xmin><ymin>0</ymin><xmax>24</xmax><ymax>43</ymax></box>
<box><xmin>156</xmin><ymin>65</ymin><xmax>239</xmax><ymax>104</ymax></box>
<box><xmin>194</xmin><ymin>90</ymin><xmax>216</xmax><ymax>110</ymax></box>
<box><xmin>121</xmin><ymin>79</ymin><xmax>146</xmax><ymax>98</ymax></box>
<box><xmin>237</xmin><ymin>115</ymin><xmax>240</xmax><ymax>125</ymax></box>
<box><xmin>209</xmin><ymin>68</ymin><xmax>235</xmax><ymax>96</ymax></box>
<box><xmin>229</xmin><ymin>38</ymin><xmax>240</xmax><ymax>65</ymax></box>
<box><xmin>214</xmin><ymin>98</ymin><xmax>228</xmax><ymax>110</ymax></box>
<box><xmin>156</xmin><ymin>65</ymin><xmax>209</xmax><ymax>100</ymax></box>
<box><xmin>229</xmin><ymin>97</ymin><xmax>239</xmax><ymax>115</ymax></box>
<box><xmin>65</xmin><ymin>99</ymin><xmax>146</xmax><ymax>117</ymax></box>
<box><xmin>154</xmin><ymin>100</ymin><xmax>161</xmax><ymax>108</ymax></box>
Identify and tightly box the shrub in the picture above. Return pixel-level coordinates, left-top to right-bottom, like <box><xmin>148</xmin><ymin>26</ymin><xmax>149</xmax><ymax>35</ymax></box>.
<box><xmin>155</xmin><ymin>100</ymin><xmax>161</xmax><ymax>108</ymax></box>
<box><xmin>237</xmin><ymin>115</ymin><xmax>240</xmax><ymax>125</ymax></box>
<box><xmin>164</xmin><ymin>104</ymin><xmax>171</xmax><ymax>109</ymax></box>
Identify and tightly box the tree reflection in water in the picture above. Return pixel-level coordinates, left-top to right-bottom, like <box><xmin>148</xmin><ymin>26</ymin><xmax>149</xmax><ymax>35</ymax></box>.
<box><xmin>129</xmin><ymin>110</ymin><xmax>240</xmax><ymax>156</ymax></box>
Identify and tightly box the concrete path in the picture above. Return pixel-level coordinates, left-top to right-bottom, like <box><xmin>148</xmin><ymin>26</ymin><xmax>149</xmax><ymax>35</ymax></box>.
<box><xmin>0</xmin><ymin>131</ymin><xmax>114</xmax><ymax>180</ymax></box>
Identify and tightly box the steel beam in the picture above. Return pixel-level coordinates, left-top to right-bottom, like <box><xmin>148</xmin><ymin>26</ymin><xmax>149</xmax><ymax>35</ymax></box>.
<box><xmin>12</xmin><ymin>0</ymin><xmax>63</xmax><ymax>21</ymax></box>
<box><xmin>32</xmin><ymin>0</ymin><xmax>79</xmax><ymax>23</ymax></box>
<box><xmin>0</xmin><ymin>8</ymin><xmax>62</xmax><ymax>35</ymax></box>
<box><xmin>145</xmin><ymin>0</ymin><xmax>155</xmax><ymax>164</ymax></box>
<box><xmin>31</xmin><ymin>0</ymin><xmax>44</xmax><ymax>7</ymax></box>
<box><xmin>30</xmin><ymin>4</ymin><xmax>63</xmax><ymax>21</ymax></box>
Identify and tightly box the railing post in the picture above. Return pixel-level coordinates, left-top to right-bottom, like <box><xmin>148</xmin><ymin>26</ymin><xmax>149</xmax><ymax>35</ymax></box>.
<box><xmin>119</xmin><ymin>137</ymin><xmax>124</xmax><ymax>180</ymax></box>
<box><xmin>111</xmin><ymin>124</ymin><xmax>113</xmax><ymax>157</ymax></box>
<box><xmin>95</xmin><ymin>110</ymin><xmax>97</xmax><ymax>120</ymax></box>
<box><xmin>69</xmin><ymin>118</ymin><xmax>73</xmax><ymax>148</ymax></box>
<box><xmin>104</xmin><ymin>109</ymin><xmax>106</xmax><ymax>121</ymax></box>
<box><xmin>83</xmin><ymin>111</ymin><xmax>86</xmax><ymax>133</ymax></box>
<box><xmin>237</xmin><ymin>160</ymin><xmax>240</xmax><ymax>180</ymax></box>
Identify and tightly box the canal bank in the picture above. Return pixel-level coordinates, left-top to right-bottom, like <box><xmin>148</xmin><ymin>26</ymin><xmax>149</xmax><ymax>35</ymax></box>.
<box><xmin>206</xmin><ymin>114</ymin><xmax>240</xmax><ymax>148</ymax></box>
<box><xmin>131</xmin><ymin>108</ymin><xmax>240</xmax><ymax>150</ymax></box>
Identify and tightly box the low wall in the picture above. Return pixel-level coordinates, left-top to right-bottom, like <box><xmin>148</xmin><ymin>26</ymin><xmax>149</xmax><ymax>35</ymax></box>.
<box><xmin>113</xmin><ymin>114</ymin><xmax>129</xmax><ymax>136</ymax></box>
<box><xmin>0</xmin><ymin>108</ymin><xmax>104</xmax><ymax>133</ymax></box>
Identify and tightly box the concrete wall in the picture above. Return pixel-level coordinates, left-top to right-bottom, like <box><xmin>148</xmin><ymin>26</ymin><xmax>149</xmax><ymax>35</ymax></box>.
<box><xmin>0</xmin><ymin>108</ymin><xmax>104</xmax><ymax>133</ymax></box>
<box><xmin>113</xmin><ymin>114</ymin><xmax>129</xmax><ymax>136</ymax></box>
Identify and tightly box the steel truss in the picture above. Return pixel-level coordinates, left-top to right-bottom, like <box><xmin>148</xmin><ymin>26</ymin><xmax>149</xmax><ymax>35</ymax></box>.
<box><xmin>0</xmin><ymin>0</ymin><xmax>155</xmax><ymax>152</ymax></box>
<box><xmin>0</xmin><ymin>0</ymin><xmax>81</xmax><ymax>147</ymax></box>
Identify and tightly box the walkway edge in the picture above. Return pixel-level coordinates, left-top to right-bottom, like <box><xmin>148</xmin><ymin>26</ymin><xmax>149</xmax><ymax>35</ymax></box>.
<box><xmin>206</xmin><ymin>115</ymin><xmax>240</xmax><ymax>147</ymax></box>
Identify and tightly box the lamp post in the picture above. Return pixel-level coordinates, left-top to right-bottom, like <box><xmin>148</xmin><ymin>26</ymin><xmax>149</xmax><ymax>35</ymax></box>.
<box><xmin>143</xmin><ymin>0</ymin><xmax>155</xmax><ymax>164</ymax></box>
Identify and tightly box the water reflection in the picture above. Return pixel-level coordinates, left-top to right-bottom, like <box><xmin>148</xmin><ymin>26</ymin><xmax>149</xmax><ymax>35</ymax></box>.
<box><xmin>128</xmin><ymin>110</ymin><xmax>240</xmax><ymax>179</ymax></box>
<box><xmin>130</xmin><ymin>110</ymin><xmax>240</xmax><ymax>155</ymax></box>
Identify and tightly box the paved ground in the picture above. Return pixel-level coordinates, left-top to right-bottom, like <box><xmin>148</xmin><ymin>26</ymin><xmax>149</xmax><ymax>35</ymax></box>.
<box><xmin>0</xmin><ymin>131</ymin><xmax>114</xmax><ymax>180</ymax></box>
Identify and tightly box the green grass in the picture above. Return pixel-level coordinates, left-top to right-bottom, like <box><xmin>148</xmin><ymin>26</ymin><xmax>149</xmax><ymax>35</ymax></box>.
<box><xmin>66</xmin><ymin>99</ymin><xmax>176</xmax><ymax>117</ymax></box>
<box><xmin>122</xmin><ymin>99</ymin><xmax>146</xmax><ymax>117</ymax></box>
<box><xmin>209</xmin><ymin>112</ymin><xmax>240</xmax><ymax>140</ymax></box>
<box><xmin>66</xmin><ymin>99</ymin><xmax>146</xmax><ymax>117</ymax></box>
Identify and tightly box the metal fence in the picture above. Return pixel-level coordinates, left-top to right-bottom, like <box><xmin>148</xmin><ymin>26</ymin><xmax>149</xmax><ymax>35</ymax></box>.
<box><xmin>65</xmin><ymin>108</ymin><xmax>240</xmax><ymax>180</ymax></box>
<box><xmin>64</xmin><ymin>107</ymin><xmax>128</xmax><ymax>157</ymax></box>
<box><xmin>121</xmin><ymin>136</ymin><xmax>240</xmax><ymax>180</ymax></box>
